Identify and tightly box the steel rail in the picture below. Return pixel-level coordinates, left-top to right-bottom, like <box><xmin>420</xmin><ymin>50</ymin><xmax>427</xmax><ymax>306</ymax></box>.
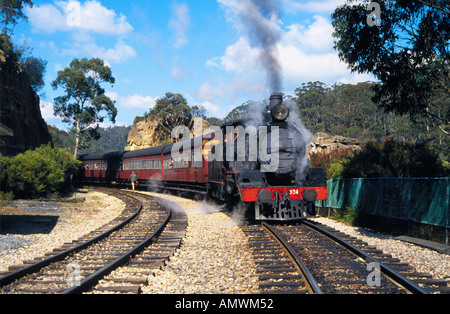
<box><xmin>302</xmin><ymin>220</ymin><xmax>429</xmax><ymax>295</ymax></box>
<box><xmin>63</xmin><ymin>191</ymin><xmax>171</xmax><ymax>294</ymax></box>
<box><xmin>0</xmin><ymin>189</ymin><xmax>142</xmax><ymax>288</ymax></box>
<box><xmin>262</xmin><ymin>222</ymin><xmax>323</xmax><ymax>294</ymax></box>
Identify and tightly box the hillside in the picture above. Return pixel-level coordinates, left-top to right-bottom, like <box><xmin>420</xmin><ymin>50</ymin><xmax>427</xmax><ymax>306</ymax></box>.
<box><xmin>49</xmin><ymin>125</ymin><xmax>131</xmax><ymax>154</ymax></box>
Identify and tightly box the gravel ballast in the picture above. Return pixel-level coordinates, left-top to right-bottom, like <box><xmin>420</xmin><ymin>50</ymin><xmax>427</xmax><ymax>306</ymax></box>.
<box><xmin>0</xmin><ymin>191</ymin><xmax>125</xmax><ymax>272</ymax></box>
<box><xmin>312</xmin><ymin>217</ymin><xmax>450</xmax><ymax>281</ymax></box>
<box><xmin>140</xmin><ymin>192</ymin><xmax>260</xmax><ymax>294</ymax></box>
<box><xmin>0</xmin><ymin>236</ymin><xmax>31</xmax><ymax>253</ymax></box>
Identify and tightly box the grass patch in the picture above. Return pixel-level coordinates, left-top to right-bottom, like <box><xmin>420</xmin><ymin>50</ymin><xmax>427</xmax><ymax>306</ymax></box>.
<box><xmin>332</xmin><ymin>207</ymin><xmax>360</xmax><ymax>225</ymax></box>
<box><xmin>0</xmin><ymin>191</ymin><xmax>14</xmax><ymax>208</ymax></box>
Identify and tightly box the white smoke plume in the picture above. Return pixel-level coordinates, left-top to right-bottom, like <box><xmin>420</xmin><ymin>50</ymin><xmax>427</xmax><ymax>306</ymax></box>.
<box><xmin>285</xmin><ymin>98</ymin><xmax>314</xmax><ymax>183</ymax></box>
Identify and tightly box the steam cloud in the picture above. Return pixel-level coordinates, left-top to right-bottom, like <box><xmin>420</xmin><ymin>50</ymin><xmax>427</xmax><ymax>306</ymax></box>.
<box><xmin>230</xmin><ymin>0</ymin><xmax>283</xmax><ymax>92</ymax></box>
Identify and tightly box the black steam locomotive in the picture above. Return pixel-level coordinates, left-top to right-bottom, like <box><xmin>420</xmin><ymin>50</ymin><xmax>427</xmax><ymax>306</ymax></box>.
<box><xmin>79</xmin><ymin>94</ymin><xmax>327</xmax><ymax>221</ymax></box>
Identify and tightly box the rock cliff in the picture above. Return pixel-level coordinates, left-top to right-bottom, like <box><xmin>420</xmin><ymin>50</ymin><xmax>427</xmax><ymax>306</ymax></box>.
<box><xmin>125</xmin><ymin>117</ymin><xmax>210</xmax><ymax>151</ymax></box>
<box><xmin>125</xmin><ymin>118</ymin><xmax>160</xmax><ymax>151</ymax></box>
<box><xmin>0</xmin><ymin>49</ymin><xmax>52</xmax><ymax>156</ymax></box>
<box><xmin>309</xmin><ymin>132</ymin><xmax>361</xmax><ymax>155</ymax></box>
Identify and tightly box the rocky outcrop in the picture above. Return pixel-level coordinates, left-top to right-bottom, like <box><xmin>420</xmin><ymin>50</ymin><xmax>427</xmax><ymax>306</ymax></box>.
<box><xmin>309</xmin><ymin>132</ymin><xmax>361</xmax><ymax>155</ymax></box>
<box><xmin>125</xmin><ymin>117</ymin><xmax>211</xmax><ymax>151</ymax></box>
<box><xmin>125</xmin><ymin>118</ymin><xmax>160</xmax><ymax>151</ymax></box>
<box><xmin>0</xmin><ymin>49</ymin><xmax>52</xmax><ymax>156</ymax></box>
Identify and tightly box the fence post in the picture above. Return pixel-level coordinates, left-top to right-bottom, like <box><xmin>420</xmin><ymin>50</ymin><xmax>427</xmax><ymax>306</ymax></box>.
<box><xmin>408</xmin><ymin>179</ymin><xmax>411</xmax><ymax>237</ymax></box>
<box><xmin>379</xmin><ymin>179</ymin><xmax>383</xmax><ymax>229</ymax></box>
<box><xmin>447</xmin><ymin>178</ymin><xmax>449</xmax><ymax>246</ymax></box>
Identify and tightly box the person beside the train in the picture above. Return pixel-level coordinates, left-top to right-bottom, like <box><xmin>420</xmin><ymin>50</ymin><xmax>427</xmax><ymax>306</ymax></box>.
<box><xmin>129</xmin><ymin>171</ymin><xmax>138</xmax><ymax>191</ymax></box>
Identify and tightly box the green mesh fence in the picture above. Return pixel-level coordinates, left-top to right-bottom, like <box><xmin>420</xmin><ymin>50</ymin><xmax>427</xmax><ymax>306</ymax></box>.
<box><xmin>319</xmin><ymin>178</ymin><xmax>450</xmax><ymax>228</ymax></box>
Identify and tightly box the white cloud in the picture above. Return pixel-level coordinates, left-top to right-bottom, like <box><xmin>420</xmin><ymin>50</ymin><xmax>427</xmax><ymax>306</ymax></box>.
<box><xmin>27</xmin><ymin>1</ymin><xmax>135</xmax><ymax>64</ymax></box>
<box><xmin>278</xmin><ymin>45</ymin><xmax>349</xmax><ymax>82</ymax></box>
<box><xmin>105</xmin><ymin>92</ymin><xmax>119</xmax><ymax>102</ymax></box>
<box><xmin>120</xmin><ymin>94</ymin><xmax>157</xmax><ymax>110</ymax></box>
<box><xmin>40</xmin><ymin>100</ymin><xmax>57</xmax><ymax>121</ymax></box>
<box><xmin>189</xmin><ymin>87</ymin><xmax>225</xmax><ymax>117</ymax></box>
<box><xmin>199</xmin><ymin>101</ymin><xmax>222</xmax><ymax>116</ymax></box>
<box><xmin>169</xmin><ymin>3</ymin><xmax>190</xmax><ymax>49</ymax></box>
<box><xmin>62</xmin><ymin>38</ymin><xmax>137</xmax><ymax>64</ymax></box>
<box><xmin>207</xmin><ymin>37</ymin><xmax>271</xmax><ymax>94</ymax></box>
<box><xmin>95</xmin><ymin>41</ymin><xmax>136</xmax><ymax>64</ymax></box>
<box><xmin>27</xmin><ymin>1</ymin><xmax>133</xmax><ymax>35</ymax></box>
<box><xmin>106</xmin><ymin>92</ymin><xmax>156</xmax><ymax>111</ymax></box>
<box><xmin>282</xmin><ymin>16</ymin><xmax>334</xmax><ymax>52</ymax></box>
<box><xmin>27</xmin><ymin>3</ymin><xmax>68</xmax><ymax>33</ymax></box>
<box><xmin>197</xmin><ymin>82</ymin><xmax>227</xmax><ymax>102</ymax></box>
<box><xmin>281</xmin><ymin>0</ymin><xmax>348</xmax><ymax>13</ymax></box>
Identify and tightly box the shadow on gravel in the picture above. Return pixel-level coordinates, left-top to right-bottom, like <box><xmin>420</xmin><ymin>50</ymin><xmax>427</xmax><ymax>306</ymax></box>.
<box><xmin>0</xmin><ymin>215</ymin><xmax>59</xmax><ymax>235</ymax></box>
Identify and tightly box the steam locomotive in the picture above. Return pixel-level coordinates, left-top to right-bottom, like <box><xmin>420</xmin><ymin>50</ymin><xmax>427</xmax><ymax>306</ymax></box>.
<box><xmin>78</xmin><ymin>94</ymin><xmax>327</xmax><ymax>221</ymax></box>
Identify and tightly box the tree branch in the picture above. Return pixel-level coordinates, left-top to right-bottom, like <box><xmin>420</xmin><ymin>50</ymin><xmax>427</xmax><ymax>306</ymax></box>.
<box><xmin>438</xmin><ymin>125</ymin><xmax>450</xmax><ymax>136</ymax></box>
<box><xmin>416</xmin><ymin>0</ymin><xmax>450</xmax><ymax>15</ymax></box>
<box><xmin>425</xmin><ymin>108</ymin><xmax>450</xmax><ymax>125</ymax></box>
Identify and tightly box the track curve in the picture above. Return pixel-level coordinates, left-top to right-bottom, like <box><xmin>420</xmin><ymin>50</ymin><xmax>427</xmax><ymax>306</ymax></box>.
<box><xmin>0</xmin><ymin>189</ymin><xmax>180</xmax><ymax>294</ymax></box>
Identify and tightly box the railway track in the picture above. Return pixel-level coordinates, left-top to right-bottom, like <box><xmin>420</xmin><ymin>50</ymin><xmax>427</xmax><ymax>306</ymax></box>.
<box><xmin>0</xmin><ymin>189</ymin><xmax>187</xmax><ymax>294</ymax></box>
<box><xmin>242</xmin><ymin>224</ymin><xmax>322</xmax><ymax>294</ymax></box>
<box><xmin>243</xmin><ymin>218</ymin><xmax>449</xmax><ymax>294</ymax></box>
<box><xmin>257</xmin><ymin>220</ymin><xmax>447</xmax><ymax>294</ymax></box>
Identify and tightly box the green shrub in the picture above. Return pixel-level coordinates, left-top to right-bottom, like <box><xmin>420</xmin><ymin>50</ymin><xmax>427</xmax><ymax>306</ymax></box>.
<box><xmin>328</xmin><ymin>161</ymin><xmax>346</xmax><ymax>179</ymax></box>
<box><xmin>333</xmin><ymin>207</ymin><xmax>358</xmax><ymax>225</ymax></box>
<box><xmin>309</xmin><ymin>148</ymin><xmax>354</xmax><ymax>179</ymax></box>
<box><xmin>0</xmin><ymin>144</ymin><xmax>81</xmax><ymax>199</ymax></box>
<box><xmin>341</xmin><ymin>139</ymin><xmax>448</xmax><ymax>178</ymax></box>
<box><xmin>0</xmin><ymin>191</ymin><xmax>14</xmax><ymax>207</ymax></box>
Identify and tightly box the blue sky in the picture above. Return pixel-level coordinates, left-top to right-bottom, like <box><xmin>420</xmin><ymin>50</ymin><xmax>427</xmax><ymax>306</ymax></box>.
<box><xmin>12</xmin><ymin>0</ymin><xmax>374</xmax><ymax>130</ymax></box>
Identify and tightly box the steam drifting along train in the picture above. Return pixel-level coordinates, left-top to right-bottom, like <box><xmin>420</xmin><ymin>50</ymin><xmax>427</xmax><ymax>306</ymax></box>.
<box><xmin>78</xmin><ymin>94</ymin><xmax>327</xmax><ymax>221</ymax></box>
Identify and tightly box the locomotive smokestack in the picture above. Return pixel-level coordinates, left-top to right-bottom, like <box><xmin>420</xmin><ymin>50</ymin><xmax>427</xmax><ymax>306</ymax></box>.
<box><xmin>270</xmin><ymin>93</ymin><xmax>283</xmax><ymax>108</ymax></box>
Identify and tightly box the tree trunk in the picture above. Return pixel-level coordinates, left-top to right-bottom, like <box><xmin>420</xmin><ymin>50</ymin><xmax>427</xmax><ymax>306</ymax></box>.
<box><xmin>73</xmin><ymin>124</ymin><xmax>81</xmax><ymax>159</ymax></box>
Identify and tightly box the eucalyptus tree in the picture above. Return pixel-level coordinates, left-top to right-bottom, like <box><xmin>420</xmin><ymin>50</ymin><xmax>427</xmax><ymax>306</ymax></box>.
<box><xmin>52</xmin><ymin>58</ymin><xmax>117</xmax><ymax>157</ymax></box>
<box><xmin>332</xmin><ymin>0</ymin><xmax>449</xmax><ymax>137</ymax></box>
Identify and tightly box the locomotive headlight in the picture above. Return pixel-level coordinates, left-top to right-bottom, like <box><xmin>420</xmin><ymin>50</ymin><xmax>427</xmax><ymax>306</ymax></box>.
<box><xmin>271</xmin><ymin>104</ymin><xmax>289</xmax><ymax>121</ymax></box>
<box><xmin>258</xmin><ymin>190</ymin><xmax>272</xmax><ymax>204</ymax></box>
<box><xmin>303</xmin><ymin>189</ymin><xmax>318</xmax><ymax>203</ymax></box>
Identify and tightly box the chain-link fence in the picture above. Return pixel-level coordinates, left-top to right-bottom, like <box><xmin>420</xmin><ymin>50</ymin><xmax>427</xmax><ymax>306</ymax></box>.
<box><xmin>317</xmin><ymin>178</ymin><xmax>449</xmax><ymax>244</ymax></box>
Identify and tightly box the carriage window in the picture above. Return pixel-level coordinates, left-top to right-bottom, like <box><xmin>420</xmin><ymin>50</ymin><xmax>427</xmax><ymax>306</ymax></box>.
<box><xmin>164</xmin><ymin>158</ymin><xmax>173</xmax><ymax>169</ymax></box>
<box><xmin>170</xmin><ymin>155</ymin><xmax>189</xmax><ymax>169</ymax></box>
<box><xmin>122</xmin><ymin>159</ymin><xmax>161</xmax><ymax>170</ymax></box>
<box><xmin>174</xmin><ymin>159</ymin><xmax>189</xmax><ymax>169</ymax></box>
